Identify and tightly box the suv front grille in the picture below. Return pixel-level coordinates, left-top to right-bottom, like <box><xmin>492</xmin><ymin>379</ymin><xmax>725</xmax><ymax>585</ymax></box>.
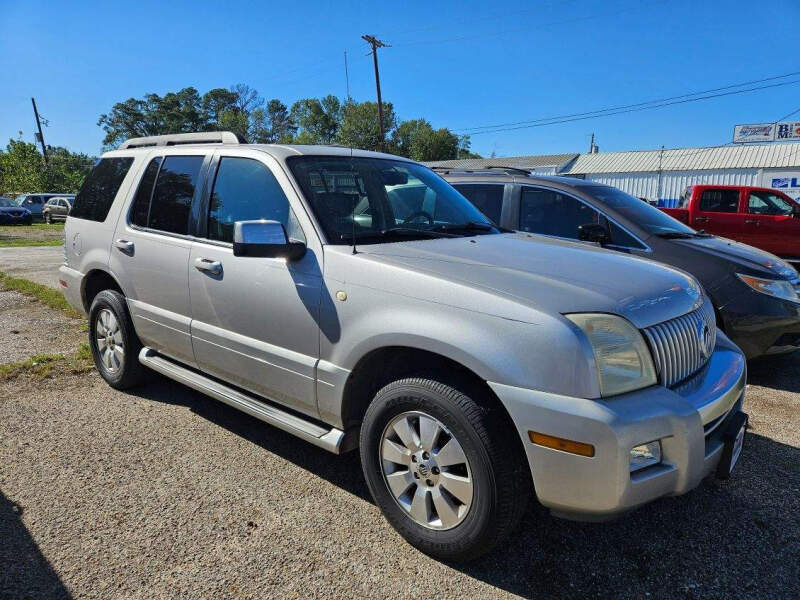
<box><xmin>643</xmin><ymin>299</ymin><xmax>716</xmax><ymax>387</ymax></box>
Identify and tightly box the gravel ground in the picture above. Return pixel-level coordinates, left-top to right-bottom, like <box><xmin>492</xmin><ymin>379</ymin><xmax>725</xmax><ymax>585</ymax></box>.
<box><xmin>0</xmin><ymin>289</ymin><xmax>83</xmax><ymax>363</ymax></box>
<box><xmin>1</xmin><ymin>351</ymin><xmax>798</xmax><ymax>599</ymax></box>
<box><xmin>0</xmin><ymin>245</ymin><xmax>65</xmax><ymax>290</ymax></box>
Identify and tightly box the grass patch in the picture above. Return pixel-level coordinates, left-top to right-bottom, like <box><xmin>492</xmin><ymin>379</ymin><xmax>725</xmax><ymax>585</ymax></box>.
<box><xmin>0</xmin><ymin>238</ymin><xmax>64</xmax><ymax>247</ymax></box>
<box><xmin>0</xmin><ymin>343</ymin><xmax>94</xmax><ymax>382</ymax></box>
<box><xmin>0</xmin><ymin>271</ymin><xmax>83</xmax><ymax>319</ymax></box>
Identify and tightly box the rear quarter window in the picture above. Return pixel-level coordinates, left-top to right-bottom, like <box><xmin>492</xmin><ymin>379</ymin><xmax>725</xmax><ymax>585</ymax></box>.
<box><xmin>71</xmin><ymin>157</ymin><xmax>135</xmax><ymax>222</ymax></box>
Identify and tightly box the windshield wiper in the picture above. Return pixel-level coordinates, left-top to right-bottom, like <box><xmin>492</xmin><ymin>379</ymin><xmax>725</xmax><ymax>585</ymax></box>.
<box><xmin>433</xmin><ymin>221</ymin><xmax>495</xmax><ymax>233</ymax></box>
<box><xmin>339</xmin><ymin>227</ymin><xmax>458</xmax><ymax>243</ymax></box>
<box><xmin>655</xmin><ymin>231</ymin><xmax>695</xmax><ymax>239</ymax></box>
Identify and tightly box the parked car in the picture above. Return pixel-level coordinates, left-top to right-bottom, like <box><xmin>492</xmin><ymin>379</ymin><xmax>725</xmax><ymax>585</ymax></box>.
<box><xmin>0</xmin><ymin>197</ymin><xmax>33</xmax><ymax>225</ymax></box>
<box><xmin>42</xmin><ymin>196</ymin><xmax>72</xmax><ymax>222</ymax></box>
<box><xmin>15</xmin><ymin>193</ymin><xmax>75</xmax><ymax>221</ymax></box>
<box><xmin>60</xmin><ymin>133</ymin><xmax>747</xmax><ymax>561</ymax></box>
<box><xmin>439</xmin><ymin>168</ymin><xmax>800</xmax><ymax>359</ymax></box>
<box><xmin>661</xmin><ymin>185</ymin><xmax>800</xmax><ymax>264</ymax></box>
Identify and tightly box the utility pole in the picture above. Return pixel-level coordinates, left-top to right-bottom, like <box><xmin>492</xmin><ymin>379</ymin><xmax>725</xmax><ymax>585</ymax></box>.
<box><xmin>656</xmin><ymin>145</ymin><xmax>665</xmax><ymax>205</ymax></box>
<box><xmin>361</xmin><ymin>34</ymin><xmax>390</xmax><ymax>151</ymax></box>
<box><xmin>589</xmin><ymin>132</ymin><xmax>594</xmax><ymax>153</ymax></box>
<box><xmin>31</xmin><ymin>97</ymin><xmax>48</xmax><ymax>164</ymax></box>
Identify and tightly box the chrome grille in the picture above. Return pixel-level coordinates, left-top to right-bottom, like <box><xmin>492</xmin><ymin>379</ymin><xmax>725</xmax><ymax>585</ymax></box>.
<box><xmin>643</xmin><ymin>299</ymin><xmax>716</xmax><ymax>387</ymax></box>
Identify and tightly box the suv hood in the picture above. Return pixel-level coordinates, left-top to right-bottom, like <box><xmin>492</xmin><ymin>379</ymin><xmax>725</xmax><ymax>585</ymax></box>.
<box><xmin>350</xmin><ymin>233</ymin><xmax>702</xmax><ymax>328</ymax></box>
<box><xmin>671</xmin><ymin>235</ymin><xmax>798</xmax><ymax>279</ymax></box>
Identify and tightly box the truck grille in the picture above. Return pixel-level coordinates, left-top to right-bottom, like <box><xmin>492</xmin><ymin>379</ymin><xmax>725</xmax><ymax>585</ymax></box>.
<box><xmin>643</xmin><ymin>299</ymin><xmax>716</xmax><ymax>387</ymax></box>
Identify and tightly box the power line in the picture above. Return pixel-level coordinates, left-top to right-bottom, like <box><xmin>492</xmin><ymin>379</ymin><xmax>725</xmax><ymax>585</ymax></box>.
<box><xmin>463</xmin><ymin>79</ymin><xmax>800</xmax><ymax>136</ymax></box>
<box><xmin>777</xmin><ymin>106</ymin><xmax>800</xmax><ymax>121</ymax></box>
<box><xmin>457</xmin><ymin>70</ymin><xmax>800</xmax><ymax>132</ymax></box>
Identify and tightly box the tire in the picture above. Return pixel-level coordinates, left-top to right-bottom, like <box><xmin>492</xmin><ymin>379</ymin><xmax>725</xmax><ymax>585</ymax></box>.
<box><xmin>88</xmin><ymin>289</ymin><xmax>145</xmax><ymax>390</ymax></box>
<box><xmin>44</xmin><ymin>212</ymin><xmax>51</xmax><ymax>224</ymax></box>
<box><xmin>360</xmin><ymin>376</ymin><xmax>531</xmax><ymax>562</ymax></box>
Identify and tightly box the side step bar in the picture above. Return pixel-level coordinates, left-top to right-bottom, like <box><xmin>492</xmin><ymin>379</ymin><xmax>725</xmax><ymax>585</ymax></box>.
<box><xmin>138</xmin><ymin>347</ymin><xmax>346</xmax><ymax>453</ymax></box>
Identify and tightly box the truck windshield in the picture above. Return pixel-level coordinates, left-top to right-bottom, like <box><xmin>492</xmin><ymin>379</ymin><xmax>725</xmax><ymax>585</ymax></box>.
<box><xmin>288</xmin><ymin>156</ymin><xmax>499</xmax><ymax>244</ymax></box>
<box><xmin>585</xmin><ymin>185</ymin><xmax>698</xmax><ymax>236</ymax></box>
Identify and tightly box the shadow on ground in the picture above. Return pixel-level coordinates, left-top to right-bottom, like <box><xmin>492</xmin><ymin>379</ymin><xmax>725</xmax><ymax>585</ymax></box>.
<box><xmin>748</xmin><ymin>350</ymin><xmax>800</xmax><ymax>393</ymax></box>
<box><xmin>129</xmin><ymin>375</ymin><xmax>799</xmax><ymax>600</ymax></box>
<box><xmin>0</xmin><ymin>491</ymin><xmax>70</xmax><ymax>599</ymax></box>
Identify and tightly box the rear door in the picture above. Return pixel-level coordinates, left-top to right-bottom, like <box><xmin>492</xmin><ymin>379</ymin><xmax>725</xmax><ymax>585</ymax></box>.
<box><xmin>187</xmin><ymin>149</ymin><xmax>323</xmax><ymax>418</ymax></box>
<box><xmin>110</xmin><ymin>151</ymin><xmax>209</xmax><ymax>366</ymax></box>
<box><xmin>693</xmin><ymin>188</ymin><xmax>745</xmax><ymax>239</ymax></box>
<box><xmin>743</xmin><ymin>189</ymin><xmax>800</xmax><ymax>256</ymax></box>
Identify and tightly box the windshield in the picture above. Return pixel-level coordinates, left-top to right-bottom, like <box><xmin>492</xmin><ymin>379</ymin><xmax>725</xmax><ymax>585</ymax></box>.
<box><xmin>585</xmin><ymin>185</ymin><xmax>697</xmax><ymax>236</ymax></box>
<box><xmin>0</xmin><ymin>198</ymin><xmax>15</xmax><ymax>207</ymax></box>
<box><xmin>288</xmin><ymin>156</ymin><xmax>498</xmax><ymax>244</ymax></box>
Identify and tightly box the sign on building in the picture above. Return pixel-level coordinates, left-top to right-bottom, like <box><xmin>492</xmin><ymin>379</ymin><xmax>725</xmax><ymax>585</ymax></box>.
<box><xmin>733</xmin><ymin>122</ymin><xmax>800</xmax><ymax>143</ymax></box>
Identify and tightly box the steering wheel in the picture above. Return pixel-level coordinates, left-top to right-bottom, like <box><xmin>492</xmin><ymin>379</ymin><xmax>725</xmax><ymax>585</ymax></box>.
<box><xmin>403</xmin><ymin>210</ymin><xmax>434</xmax><ymax>225</ymax></box>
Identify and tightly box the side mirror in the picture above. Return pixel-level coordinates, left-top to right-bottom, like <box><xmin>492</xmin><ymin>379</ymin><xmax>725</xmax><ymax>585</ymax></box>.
<box><xmin>233</xmin><ymin>220</ymin><xmax>306</xmax><ymax>261</ymax></box>
<box><xmin>792</xmin><ymin>204</ymin><xmax>800</xmax><ymax>218</ymax></box>
<box><xmin>578</xmin><ymin>223</ymin><xmax>610</xmax><ymax>245</ymax></box>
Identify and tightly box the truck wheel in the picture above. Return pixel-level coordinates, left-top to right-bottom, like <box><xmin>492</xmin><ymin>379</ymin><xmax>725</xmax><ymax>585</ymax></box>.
<box><xmin>88</xmin><ymin>290</ymin><xmax>145</xmax><ymax>390</ymax></box>
<box><xmin>360</xmin><ymin>376</ymin><xmax>530</xmax><ymax>561</ymax></box>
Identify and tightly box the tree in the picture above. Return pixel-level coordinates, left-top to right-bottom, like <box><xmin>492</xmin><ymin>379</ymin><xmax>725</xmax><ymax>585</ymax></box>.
<box><xmin>290</xmin><ymin>96</ymin><xmax>341</xmax><ymax>144</ymax></box>
<box><xmin>391</xmin><ymin>118</ymin><xmax>463</xmax><ymax>161</ymax></box>
<box><xmin>336</xmin><ymin>100</ymin><xmax>396</xmax><ymax>151</ymax></box>
<box><xmin>0</xmin><ymin>139</ymin><xmax>93</xmax><ymax>194</ymax></box>
<box><xmin>249</xmin><ymin>100</ymin><xmax>296</xmax><ymax>143</ymax></box>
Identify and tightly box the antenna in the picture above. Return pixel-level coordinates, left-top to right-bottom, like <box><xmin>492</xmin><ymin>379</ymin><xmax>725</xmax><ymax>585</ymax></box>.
<box><xmin>343</xmin><ymin>48</ymin><xmax>357</xmax><ymax>254</ymax></box>
<box><xmin>344</xmin><ymin>51</ymin><xmax>351</xmax><ymax>100</ymax></box>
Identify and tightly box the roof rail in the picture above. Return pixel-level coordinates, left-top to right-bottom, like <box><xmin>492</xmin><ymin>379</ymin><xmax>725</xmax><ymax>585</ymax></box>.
<box><xmin>484</xmin><ymin>165</ymin><xmax>532</xmax><ymax>175</ymax></box>
<box><xmin>119</xmin><ymin>131</ymin><xmax>246</xmax><ymax>150</ymax></box>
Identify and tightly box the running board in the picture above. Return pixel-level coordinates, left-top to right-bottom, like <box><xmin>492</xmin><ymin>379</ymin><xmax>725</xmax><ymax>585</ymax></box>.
<box><xmin>138</xmin><ymin>347</ymin><xmax>345</xmax><ymax>453</ymax></box>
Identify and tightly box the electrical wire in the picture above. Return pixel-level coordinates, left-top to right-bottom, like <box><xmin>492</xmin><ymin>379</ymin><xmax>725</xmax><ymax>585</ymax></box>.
<box><xmin>463</xmin><ymin>79</ymin><xmax>800</xmax><ymax>136</ymax></box>
<box><xmin>777</xmin><ymin>106</ymin><xmax>800</xmax><ymax>122</ymax></box>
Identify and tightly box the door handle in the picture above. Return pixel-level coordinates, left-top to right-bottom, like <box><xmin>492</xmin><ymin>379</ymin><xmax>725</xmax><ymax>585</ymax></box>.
<box><xmin>694</xmin><ymin>216</ymin><xmax>710</xmax><ymax>223</ymax></box>
<box><xmin>744</xmin><ymin>219</ymin><xmax>760</xmax><ymax>226</ymax></box>
<box><xmin>194</xmin><ymin>257</ymin><xmax>222</xmax><ymax>275</ymax></box>
<box><xmin>114</xmin><ymin>239</ymin><xmax>134</xmax><ymax>253</ymax></box>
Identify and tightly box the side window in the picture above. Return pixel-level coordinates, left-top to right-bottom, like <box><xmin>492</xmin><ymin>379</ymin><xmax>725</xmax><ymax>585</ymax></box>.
<box><xmin>520</xmin><ymin>187</ymin><xmax>600</xmax><ymax>239</ymax></box>
<box><xmin>208</xmin><ymin>157</ymin><xmax>304</xmax><ymax>243</ymax></box>
<box><xmin>130</xmin><ymin>157</ymin><xmax>162</xmax><ymax>227</ymax></box>
<box><xmin>71</xmin><ymin>157</ymin><xmax>135</xmax><ymax>222</ymax></box>
<box><xmin>699</xmin><ymin>189</ymin><xmax>739</xmax><ymax>213</ymax></box>
<box><xmin>148</xmin><ymin>155</ymin><xmax>204</xmax><ymax>235</ymax></box>
<box><xmin>607</xmin><ymin>222</ymin><xmax>646</xmax><ymax>250</ymax></box>
<box><xmin>747</xmin><ymin>191</ymin><xmax>794</xmax><ymax>216</ymax></box>
<box><xmin>452</xmin><ymin>184</ymin><xmax>503</xmax><ymax>224</ymax></box>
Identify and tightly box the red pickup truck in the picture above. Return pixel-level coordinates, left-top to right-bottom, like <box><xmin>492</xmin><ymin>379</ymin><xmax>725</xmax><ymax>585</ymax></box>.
<box><xmin>661</xmin><ymin>185</ymin><xmax>800</xmax><ymax>262</ymax></box>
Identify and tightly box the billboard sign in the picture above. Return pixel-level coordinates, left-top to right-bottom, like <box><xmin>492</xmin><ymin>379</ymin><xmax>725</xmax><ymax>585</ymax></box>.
<box><xmin>775</xmin><ymin>122</ymin><xmax>800</xmax><ymax>141</ymax></box>
<box><xmin>733</xmin><ymin>123</ymin><xmax>775</xmax><ymax>143</ymax></box>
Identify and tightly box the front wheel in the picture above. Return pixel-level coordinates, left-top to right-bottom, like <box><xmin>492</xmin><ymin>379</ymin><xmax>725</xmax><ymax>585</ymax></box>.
<box><xmin>44</xmin><ymin>212</ymin><xmax>52</xmax><ymax>224</ymax></box>
<box><xmin>360</xmin><ymin>376</ymin><xmax>530</xmax><ymax>561</ymax></box>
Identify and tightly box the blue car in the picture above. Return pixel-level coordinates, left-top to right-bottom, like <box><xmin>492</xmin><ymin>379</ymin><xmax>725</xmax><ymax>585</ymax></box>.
<box><xmin>0</xmin><ymin>197</ymin><xmax>33</xmax><ymax>225</ymax></box>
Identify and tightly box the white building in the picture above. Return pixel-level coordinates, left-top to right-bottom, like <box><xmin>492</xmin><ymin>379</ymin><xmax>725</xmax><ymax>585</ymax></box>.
<box><xmin>429</xmin><ymin>143</ymin><xmax>800</xmax><ymax>206</ymax></box>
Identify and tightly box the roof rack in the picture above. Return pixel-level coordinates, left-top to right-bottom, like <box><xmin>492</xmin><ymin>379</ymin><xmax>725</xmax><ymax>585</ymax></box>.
<box><xmin>430</xmin><ymin>165</ymin><xmax>533</xmax><ymax>176</ymax></box>
<box><xmin>119</xmin><ymin>131</ymin><xmax>245</xmax><ymax>150</ymax></box>
<box><xmin>484</xmin><ymin>166</ymin><xmax>532</xmax><ymax>175</ymax></box>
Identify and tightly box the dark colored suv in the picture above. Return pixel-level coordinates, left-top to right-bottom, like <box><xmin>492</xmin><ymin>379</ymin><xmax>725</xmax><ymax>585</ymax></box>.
<box><xmin>439</xmin><ymin>167</ymin><xmax>800</xmax><ymax>358</ymax></box>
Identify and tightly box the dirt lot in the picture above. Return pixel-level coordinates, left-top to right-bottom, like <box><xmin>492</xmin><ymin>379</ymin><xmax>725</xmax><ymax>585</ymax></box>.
<box><xmin>0</xmin><ymin>279</ymin><xmax>798</xmax><ymax>599</ymax></box>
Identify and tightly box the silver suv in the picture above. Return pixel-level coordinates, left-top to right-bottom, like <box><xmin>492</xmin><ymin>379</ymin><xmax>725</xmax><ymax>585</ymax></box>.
<box><xmin>60</xmin><ymin>132</ymin><xmax>747</xmax><ymax>561</ymax></box>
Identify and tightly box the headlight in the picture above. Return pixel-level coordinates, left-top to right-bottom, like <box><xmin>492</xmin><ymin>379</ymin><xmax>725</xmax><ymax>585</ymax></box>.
<box><xmin>737</xmin><ymin>273</ymin><xmax>799</xmax><ymax>303</ymax></box>
<box><xmin>566</xmin><ymin>313</ymin><xmax>657</xmax><ymax>397</ymax></box>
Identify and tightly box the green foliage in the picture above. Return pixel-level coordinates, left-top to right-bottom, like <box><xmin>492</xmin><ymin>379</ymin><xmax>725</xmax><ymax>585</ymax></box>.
<box><xmin>336</xmin><ymin>100</ymin><xmax>397</xmax><ymax>151</ymax></box>
<box><xmin>290</xmin><ymin>96</ymin><xmax>342</xmax><ymax>144</ymax></box>
<box><xmin>0</xmin><ymin>139</ymin><xmax>93</xmax><ymax>195</ymax></box>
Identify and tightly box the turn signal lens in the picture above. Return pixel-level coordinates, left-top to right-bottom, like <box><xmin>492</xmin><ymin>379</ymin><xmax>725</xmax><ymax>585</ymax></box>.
<box><xmin>528</xmin><ymin>431</ymin><xmax>595</xmax><ymax>457</ymax></box>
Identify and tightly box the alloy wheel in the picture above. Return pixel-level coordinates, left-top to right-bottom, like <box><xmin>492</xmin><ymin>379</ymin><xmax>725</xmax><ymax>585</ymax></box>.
<box><xmin>95</xmin><ymin>308</ymin><xmax>124</xmax><ymax>373</ymax></box>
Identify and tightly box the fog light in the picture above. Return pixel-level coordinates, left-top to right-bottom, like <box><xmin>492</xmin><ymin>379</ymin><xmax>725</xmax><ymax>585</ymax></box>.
<box><xmin>630</xmin><ymin>441</ymin><xmax>661</xmax><ymax>472</ymax></box>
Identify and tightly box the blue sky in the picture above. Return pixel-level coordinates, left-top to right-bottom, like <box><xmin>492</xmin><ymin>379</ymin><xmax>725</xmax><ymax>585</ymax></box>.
<box><xmin>2</xmin><ymin>0</ymin><xmax>799</xmax><ymax>157</ymax></box>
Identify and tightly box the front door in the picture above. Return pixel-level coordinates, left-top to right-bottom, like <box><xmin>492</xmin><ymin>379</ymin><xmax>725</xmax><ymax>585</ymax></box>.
<box><xmin>188</xmin><ymin>152</ymin><xmax>323</xmax><ymax>418</ymax></box>
<box><xmin>742</xmin><ymin>189</ymin><xmax>800</xmax><ymax>257</ymax></box>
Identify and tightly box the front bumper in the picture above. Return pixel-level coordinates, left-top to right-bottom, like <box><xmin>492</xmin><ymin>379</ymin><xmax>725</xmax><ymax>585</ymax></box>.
<box><xmin>489</xmin><ymin>332</ymin><xmax>746</xmax><ymax>521</ymax></box>
<box><xmin>0</xmin><ymin>213</ymin><xmax>32</xmax><ymax>225</ymax></box>
<box><xmin>719</xmin><ymin>285</ymin><xmax>800</xmax><ymax>358</ymax></box>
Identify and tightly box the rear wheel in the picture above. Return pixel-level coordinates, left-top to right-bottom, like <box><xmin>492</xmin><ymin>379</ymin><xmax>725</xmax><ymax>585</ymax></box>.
<box><xmin>88</xmin><ymin>290</ymin><xmax>145</xmax><ymax>389</ymax></box>
<box><xmin>360</xmin><ymin>376</ymin><xmax>530</xmax><ymax>561</ymax></box>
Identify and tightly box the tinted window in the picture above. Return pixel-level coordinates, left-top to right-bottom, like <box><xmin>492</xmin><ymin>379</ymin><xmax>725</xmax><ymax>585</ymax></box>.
<box><xmin>452</xmin><ymin>184</ymin><xmax>503</xmax><ymax>224</ymax></box>
<box><xmin>208</xmin><ymin>157</ymin><xmax>304</xmax><ymax>243</ymax></box>
<box><xmin>583</xmin><ymin>185</ymin><xmax>696</xmax><ymax>236</ymax></box>
<box><xmin>71</xmin><ymin>157</ymin><xmax>134</xmax><ymax>221</ymax></box>
<box><xmin>699</xmin><ymin>189</ymin><xmax>739</xmax><ymax>213</ymax></box>
<box><xmin>520</xmin><ymin>187</ymin><xmax>600</xmax><ymax>239</ymax></box>
<box><xmin>130</xmin><ymin>157</ymin><xmax>162</xmax><ymax>227</ymax></box>
<box><xmin>608</xmin><ymin>222</ymin><xmax>646</xmax><ymax>249</ymax></box>
<box><xmin>748</xmin><ymin>191</ymin><xmax>794</xmax><ymax>215</ymax></box>
<box><xmin>148</xmin><ymin>156</ymin><xmax>204</xmax><ymax>235</ymax></box>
